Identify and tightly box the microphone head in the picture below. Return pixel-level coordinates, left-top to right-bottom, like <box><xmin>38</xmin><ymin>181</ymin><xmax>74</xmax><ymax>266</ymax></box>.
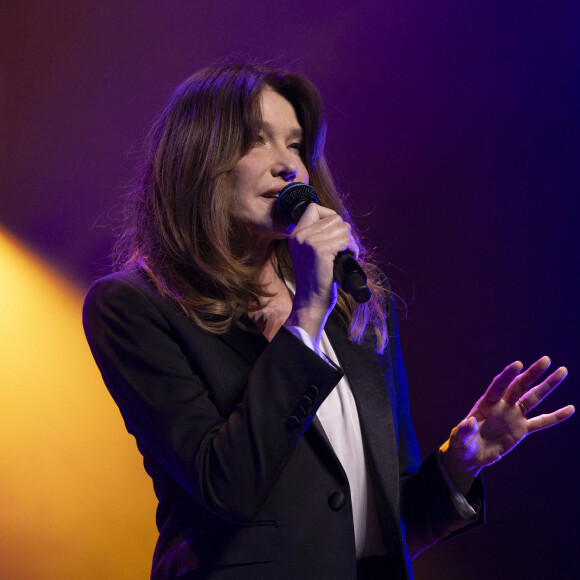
<box><xmin>277</xmin><ymin>182</ymin><xmax>319</xmax><ymax>224</ymax></box>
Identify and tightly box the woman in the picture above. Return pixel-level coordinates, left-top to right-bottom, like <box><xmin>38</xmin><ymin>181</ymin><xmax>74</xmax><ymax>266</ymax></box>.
<box><xmin>83</xmin><ymin>63</ymin><xmax>573</xmax><ymax>580</ymax></box>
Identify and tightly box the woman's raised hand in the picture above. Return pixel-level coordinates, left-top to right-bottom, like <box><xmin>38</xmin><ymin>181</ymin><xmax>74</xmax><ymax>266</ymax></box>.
<box><xmin>439</xmin><ymin>356</ymin><xmax>574</xmax><ymax>493</ymax></box>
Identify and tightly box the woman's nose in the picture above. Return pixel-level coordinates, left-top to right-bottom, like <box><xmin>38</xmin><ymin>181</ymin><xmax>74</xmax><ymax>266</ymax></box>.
<box><xmin>272</xmin><ymin>150</ymin><xmax>299</xmax><ymax>181</ymax></box>
<box><xmin>280</xmin><ymin>164</ymin><xmax>298</xmax><ymax>182</ymax></box>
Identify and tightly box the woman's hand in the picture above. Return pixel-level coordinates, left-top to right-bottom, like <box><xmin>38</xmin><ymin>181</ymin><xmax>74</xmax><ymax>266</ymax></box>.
<box><xmin>284</xmin><ymin>204</ymin><xmax>358</xmax><ymax>343</ymax></box>
<box><xmin>439</xmin><ymin>356</ymin><xmax>574</xmax><ymax>494</ymax></box>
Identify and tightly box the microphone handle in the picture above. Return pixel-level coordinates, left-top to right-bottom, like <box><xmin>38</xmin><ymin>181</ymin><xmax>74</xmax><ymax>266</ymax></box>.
<box><xmin>333</xmin><ymin>251</ymin><xmax>372</xmax><ymax>304</ymax></box>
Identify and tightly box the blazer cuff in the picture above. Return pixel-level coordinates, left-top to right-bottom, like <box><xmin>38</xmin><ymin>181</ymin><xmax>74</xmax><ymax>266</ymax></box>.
<box><xmin>437</xmin><ymin>451</ymin><xmax>477</xmax><ymax>520</ymax></box>
<box><xmin>285</xmin><ymin>325</ymin><xmax>338</xmax><ymax>370</ymax></box>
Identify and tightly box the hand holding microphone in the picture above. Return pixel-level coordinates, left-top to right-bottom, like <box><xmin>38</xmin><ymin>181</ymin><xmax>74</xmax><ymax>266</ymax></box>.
<box><xmin>277</xmin><ymin>182</ymin><xmax>371</xmax><ymax>304</ymax></box>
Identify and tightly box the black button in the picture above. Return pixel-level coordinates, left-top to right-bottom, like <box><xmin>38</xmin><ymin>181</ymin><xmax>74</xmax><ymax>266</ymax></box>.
<box><xmin>306</xmin><ymin>385</ymin><xmax>319</xmax><ymax>398</ymax></box>
<box><xmin>294</xmin><ymin>404</ymin><xmax>306</xmax><ymax>418</ymax></box>
<box><xmin>328</xmin><ymin>491</ymin><xmax>346</xmax><ymax>510</ymax></box>
<box><xmin>300</xmin><ymin>395</ymin><xmax>313</xmax><ymax>407</ymax></box>
<box><xmin>285</xmin><ymin>415</ymin><xmax>300</xmax><ymax>429</ymax></box>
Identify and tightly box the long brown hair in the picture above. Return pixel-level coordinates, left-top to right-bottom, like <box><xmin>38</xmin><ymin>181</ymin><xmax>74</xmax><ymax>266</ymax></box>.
<box><xmin>116</xmin><ymin>62</ymin><xmax>390</xmax><ymax>352</ymax></box>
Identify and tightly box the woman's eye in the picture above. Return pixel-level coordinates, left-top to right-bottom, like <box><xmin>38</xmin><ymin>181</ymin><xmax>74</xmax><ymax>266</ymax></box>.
<box><xmin>254</xmin><ymin>134</ymin><xmax>266</xmax><ymax>146</ymax></box>
<box><xmin>289</xmin><ymin>142</ymin><xmax>303</xmax><ymax>152</ymax></box>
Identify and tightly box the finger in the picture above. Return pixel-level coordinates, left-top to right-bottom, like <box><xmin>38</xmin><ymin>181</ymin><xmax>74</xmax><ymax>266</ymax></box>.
<box><xmin>504</xmin><ymin>355</ymin><xmax>551</xmax><ymax>405</ymax></box>
<box><xmin>482</xmin><ymin>361</ymin><xmax>524</xmax><ymax>404</ymax></box>
<box><xmin>449</xmin><ymin>416</ymin><xmax>478</xmax><ymax>449</ymax></box>
<box><xmin>527</xmin><ymin>404</ymin><xmax>575</xmax><ymax>433</ymax></box>
<box><xmin>346</xmin><ymin>239</ymin><xmax>360</xmax><ymax>260</ymax></box>
<box><xmin>294</xmin><ymin>212</ymin><xmax>344</xmax><ymax>241</ymax></box>
<box><xmin>517</xmin><ymin>366</ymin><xmax>568</xmax><ymax>414</ymax></box>
<box><xmin>295</xmin><ymin>204</ymin><xmax>336</xmax><ymax>228</ymax></box>
<box><xmin>294</xmin><ymin>214</ymin><xmax>351</xmax><ymax>248</ymax></box>
<box><xmin>306</xmin><ymin>220</ymin><xmax>351</xmax><ymax>250</ymax></box>
<box><xmin>343</xmin><ymin>223</ymin><xmax>360</xmax><ymax>259</ymax></box>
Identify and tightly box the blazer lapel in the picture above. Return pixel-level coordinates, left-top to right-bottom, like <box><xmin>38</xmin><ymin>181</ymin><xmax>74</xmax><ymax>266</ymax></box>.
<box><xmin>324</xmin><ymin>313</ymin><xmax>402</xmax><ymax>516</ymax></box>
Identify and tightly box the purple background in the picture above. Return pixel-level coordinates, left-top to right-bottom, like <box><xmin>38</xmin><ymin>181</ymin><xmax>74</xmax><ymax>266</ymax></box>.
<box><xmin>3</xmin><ymin>1</ymin><xmax>578</xmax><ymax>578</ymax></box>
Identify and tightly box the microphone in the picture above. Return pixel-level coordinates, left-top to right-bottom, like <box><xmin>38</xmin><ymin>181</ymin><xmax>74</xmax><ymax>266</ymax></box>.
<box><xmin>277</xmin><ymin>182</ymin><xmax>372</xmax><ymax>303</ymax></box>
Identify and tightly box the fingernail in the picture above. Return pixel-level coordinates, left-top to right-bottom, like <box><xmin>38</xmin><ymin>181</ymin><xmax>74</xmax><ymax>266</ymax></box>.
<box><xmin>540</xmin><ymin>355</ymin><xmax>551</xmax><ymax>367</ymax></box>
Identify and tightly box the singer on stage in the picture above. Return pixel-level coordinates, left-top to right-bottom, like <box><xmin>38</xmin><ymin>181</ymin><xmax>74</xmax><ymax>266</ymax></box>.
<box><xmin>83</xmin><ymin>62</ymin><xmax>574</xmax><ymax>580</ymax></box>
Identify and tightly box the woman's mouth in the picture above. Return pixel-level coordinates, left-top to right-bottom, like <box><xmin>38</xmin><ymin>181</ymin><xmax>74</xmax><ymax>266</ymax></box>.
<box><xmin>261</xmin><ymin>190</ymin><xmax>281</xmax><ymax>200</ymax></box>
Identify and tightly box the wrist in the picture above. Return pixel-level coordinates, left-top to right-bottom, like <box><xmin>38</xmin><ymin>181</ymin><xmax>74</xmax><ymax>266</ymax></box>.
<box><xmin>438</xmin><ymin>440</ymin><xmax>480</xmax><ymax>495</ymax></box>
<box><xmin>285</xmin><ymin>299</ymin><xmax>328</xmax><ymax>345</ymax></box>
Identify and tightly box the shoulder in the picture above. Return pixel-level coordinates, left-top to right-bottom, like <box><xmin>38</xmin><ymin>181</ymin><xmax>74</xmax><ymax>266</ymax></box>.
<box><xmin>82</xmin><ymin>267</ymin><xmax>173</xmax><ymax>334</ymax></box>
<box><xmin>84</xmin><ymin>267</ymin><xmax>162</xmax><ymax>310</ymax></box>
<box><xmin>85</xmin><ymin>267</ymin><xmax>153</xmax><ymax>297</ymax></box>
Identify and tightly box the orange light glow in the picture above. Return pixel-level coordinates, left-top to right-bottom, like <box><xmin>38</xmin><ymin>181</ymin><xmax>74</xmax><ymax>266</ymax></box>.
<box><xmin>0</xmin><ymin>229</ymin><xmax>157</xmax><ymax>579</ymax></box>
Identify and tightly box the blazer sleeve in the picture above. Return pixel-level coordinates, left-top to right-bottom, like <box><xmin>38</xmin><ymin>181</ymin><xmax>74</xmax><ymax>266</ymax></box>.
<box><xmin>82</xmin><ymin>271</ymin><xmax>344</xmax><ymax>523</ymax></box>
<box><xmin>382</xmin><ymin>300</ymin><xmax>485</xmax><ymax>559</ymax></box>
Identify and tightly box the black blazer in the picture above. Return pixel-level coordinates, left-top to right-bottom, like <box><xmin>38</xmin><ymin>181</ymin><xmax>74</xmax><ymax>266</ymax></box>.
<box><xmin>83</xmin><ymin>268</ymin><xmax>484</xmax><ymax>580</ymax></box>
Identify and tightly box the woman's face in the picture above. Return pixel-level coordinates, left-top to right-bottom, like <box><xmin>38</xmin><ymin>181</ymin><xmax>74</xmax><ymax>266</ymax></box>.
<box><xmin>228</xmin><ymin>87</ymin><xmax>309</xmax><ymax>247</ymax></box>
